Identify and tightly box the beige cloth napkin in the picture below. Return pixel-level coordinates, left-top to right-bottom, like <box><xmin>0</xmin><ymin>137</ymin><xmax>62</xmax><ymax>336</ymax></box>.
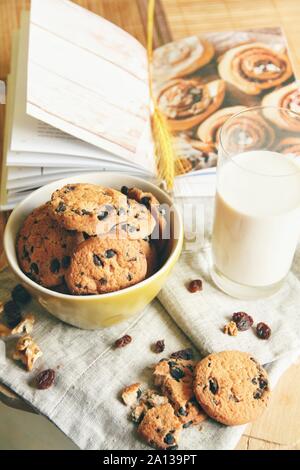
<box><xmin>0</xmin><ymin>267</ymin><xmax>298</xmax><ymax>450</ymax></box>
<box><xmin>0</xmin><ymin>198</ymin><xmax>299</xmax><ymax>449</ymax></box>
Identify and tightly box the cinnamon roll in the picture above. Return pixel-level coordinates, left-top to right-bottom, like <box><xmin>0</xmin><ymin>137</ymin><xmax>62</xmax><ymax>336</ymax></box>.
<box><xmin>218</xmin><ymin>42</ymin><xmax>292</xmax><ymax>95</ymax></box>
<box><xmin>276</xmin><ymin>137</ymin><xmax>300</xmax><ymax>157</ymax></box>
<box><xmin>197</xmin><ymin>106</ymin><xmax>246</xmax><ymax>144</ymax></box>
<box><xmin>221</xmin><ymin>112</ymin><xmax>275</xmax><ymax>153</ymax></box>
<box><xmin>153</xmin><ymin>36</ymin><xmax>214</xmax><ymax>83</ymax></box>
<box><xmin>262</xmin><ymin>82</ymin><xmax>300</xmax><ymax>132</ymax></box>
<box><xmin>157</xmin><ymin>79</ymin><xmax>225</xmax><ymax>131</ymax></box>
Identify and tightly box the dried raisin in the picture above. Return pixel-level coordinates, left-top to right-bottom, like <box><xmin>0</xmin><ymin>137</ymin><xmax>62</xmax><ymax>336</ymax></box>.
<box><xmin>36</xmin><ymin>369</ymin><xmax>55</xmax><ymax>390</ymax></box>
<box><xmin>115</xmin><ymin>334</ymin><xmax>132</xmax><ymax>348</ymax></box>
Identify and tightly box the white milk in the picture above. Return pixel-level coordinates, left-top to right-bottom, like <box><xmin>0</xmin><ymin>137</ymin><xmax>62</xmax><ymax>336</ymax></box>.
<box><xmin>212</xmin><ymin>150</ymin><xmax>300</xmax><ymax>287</ymax></box>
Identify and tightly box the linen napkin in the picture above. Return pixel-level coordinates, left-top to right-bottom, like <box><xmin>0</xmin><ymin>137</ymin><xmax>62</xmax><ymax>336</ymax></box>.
<box><xmin>0</xmin><ymin>196</ymin><xmax>299</xmax><ymax>449</ymax></box>
<box><xmin>0</xmin><ymin>268</ymin><xmax>298</xmax><ymax>450</ymax></box>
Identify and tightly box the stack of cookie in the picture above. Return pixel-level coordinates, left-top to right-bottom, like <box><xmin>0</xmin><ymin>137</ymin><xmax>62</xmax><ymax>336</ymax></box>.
<box><xmin>17</xmin><ymin>183</ymin><xmax>167</xmax><ymax>295</ymax></box>
<box><xmin>122</xmin><ymin>350</ymin><xmax>271</xmax><ymax>450</ymax></box>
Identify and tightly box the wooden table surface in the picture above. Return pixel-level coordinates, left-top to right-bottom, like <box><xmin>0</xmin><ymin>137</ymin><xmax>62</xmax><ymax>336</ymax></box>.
<box><xmin>1</xmin><ymin>0</ymin><xmax>300</xmax><ymax>451</ymax></box>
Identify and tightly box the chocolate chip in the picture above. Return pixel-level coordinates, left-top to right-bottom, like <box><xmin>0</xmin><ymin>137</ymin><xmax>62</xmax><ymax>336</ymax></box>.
<box><xmin>169</xmin><ymin>366</ymin><xmax>185</xmax><ymax>381</ymax></box>
<box><xmin>30</xmin><ymin>263</ymin><xmax>39</xmax><ymax>275</ymax></box>
<box><xmin>99</xmin><ymin>278</ymin><xmax>107</xmax><ymax>285</ymax></box>
<box><xmin>178</xmin><ymin>407</ymin><xmax>187</xmax><ymax>416</ymax></box>
<box><xmin>127</xmin><ymin>273</ymin><xmax>133</xmax><ymax>281</ymax></box>
<box><xmin>12</xmin><ymin>285</ymin><xmax>31</xmax><ymax>305</ymax></box>
<box><xmin>22</xmin><ymin>246</ymin><xmax>30</xmax><ymax>259</ymax></box>
<box><xmin>81</xmin><ymin>209</ymin><xmax>91</xmax><ymax>216</ymax></box>
<box><xmin>209</xmin><ymin>378</ymin><xmax>218</xmax><ymax>395</ymax></box>
<box><xmin>83</xmin><ymin>232</ymin><xmax>90</xmax><ymax>240</ymax></box>
<box><xmin>168</xmin><ymin>445</ymin><xmax>178</xmax><ymax>450</ymax></box>
<box><xmin>140</xmin><ymin>196</ymin><xmax>151</xmax><ymax>209</ymax></box>
<box><xmin>164</xmin><ymin>433</ymin><xmax>175</xmax><ymax>445</ymax></box>
<box><xmin>97</xmin><ymin>211</ymin><xmax>109</xmax><ymax>221</ymax></box>
<box><xmin>56</xmin><ymin>202</ymin><xmax>66</xmax><ymax>213</ymax></box>
<box><xmin>137</xmin><ymin>389</ymin><xmax>142</xmax><ymax>399</ymax></box>
<box><xmin>187</xmin><ymin>279</ymin><xmax>203</xmax><ymax>293</ymax></box>
<box><xmin>93</xmin><ymin>254</ymin><xmax>103</xmax><ymax>267</ymax></box>
<box><xmin>62</xmin><ymin>256</ymin><xmax>71</xmax><ymax>269</ymax></box>
<box><xmin>50</xmin><ymin>258</ymin><xmax>60</xmax><ymax>273</ymax></box>
<box><xmin>232</xmin><ymin>312</ymin><xmax>254</xmax><ymax>331</ymax></box>
<box><xmin>183</xmin><ymin>421</ymin><xmax>193</xmax><ymax>428</ymax></box>
<box><xmin>105</xmin><ymin>249</ymin><xmax>116</xmax><ymax>259</ymax></box>
<box><xmin>253</xmin><ymin>389</ymin><xmax>263</xmax><ymax>399</ymax></box>
<box><xmin>121</xmin><ymin>186</ymin><xmax>129</xmax><ymax>195</ymax></box>
<box><xmin>259</xmin><ymin>377</ymin><xmax>268</xmax><ymax>390</ymax></box>
<box><xmin>256</xmin><ymin>322</ymin><xmax>271</xmax><ymax>340</ymax></box>
<box><xmin>170</xmin><ymin>348</ymin><xmax>194</xmax><ymax>360</ymax></box>
<box><xmin>252</xmin><ymin>378</ymin><xmax>258</xmax><ymax>385</ymax></box>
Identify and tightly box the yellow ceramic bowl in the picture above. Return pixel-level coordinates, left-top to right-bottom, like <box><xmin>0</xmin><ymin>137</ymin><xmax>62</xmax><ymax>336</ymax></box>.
<box><xmin>4</xmin><ymin>173</ymin><xmax>183</xmax><ymax>329</ymax></box>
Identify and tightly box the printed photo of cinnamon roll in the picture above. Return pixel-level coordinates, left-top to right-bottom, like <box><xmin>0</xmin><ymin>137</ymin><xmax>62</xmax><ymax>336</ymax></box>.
<box><xmin>221</xmin><ymin>111</ymin><xmax>276</xmax><ymax>153</ymax></box>
<box><xmin>153</xmin><ymin>36</ymin><xmax>214</xmax><ymax>83</ymax></box>
<box><xmin>276</xmin><ymin>137</ymin><xmax>300</xmax><ymax>157</ymax></box>
<box><xmin>157</xmin><ymin>79</ymin><xmax>225</xmax><ymax>131</ymax></box>
<box><xmin>218</xmin><ymin>42</ymin><xmax>292</xmax><ymax>95</ymax></box>
<box><xmin>262</xmin><ymin>82</ymin><xmax>300</xmax><ymax>131</ymax></box>
<box><xmin>196</xmin><ymin>106</ymin><xmax>246</xmax><ymax>144</ymax></box>
<box><xmin>173</xmin><ymin>136</ymin><xmax>217</xmax><ymax>174</ymax></box>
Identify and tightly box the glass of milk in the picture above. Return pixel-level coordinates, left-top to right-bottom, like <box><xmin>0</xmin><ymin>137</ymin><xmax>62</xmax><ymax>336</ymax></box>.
<box><xmin>211</xmin><ymin>106</ymin><xmax>300</xmax><ymax>299</ymax></box>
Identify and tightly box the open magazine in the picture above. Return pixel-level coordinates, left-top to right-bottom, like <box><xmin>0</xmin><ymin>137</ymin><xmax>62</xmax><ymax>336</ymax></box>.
<box><xmin>1</xmin><ymin>0</ymin><xmax>298</xmax><ymax>209</ymax></box>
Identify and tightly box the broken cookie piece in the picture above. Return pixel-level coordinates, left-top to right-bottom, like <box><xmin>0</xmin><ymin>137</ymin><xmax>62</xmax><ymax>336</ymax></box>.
<box><xmin>138</xmin><ymin>403</ymin><xmax>182</xmax><ymax>450</ymax></box>
<box><xmin>153</xmin><ymin>358</ymin><xmax>206</xmax><ymax>426</ymax></box>
<box><xmin>11</xmin><ymin>314</ymin><xmax>35</xmax><ymax>335</ymax></box>
<box><xmin>121</xmin><ymin>383</ymin><xmax>142</xmax><ymax>407</ymax></box>
<box><xmin>129</xmin><ymin>389</ymin><xmax>169</xmax><ymax>424</ymax></box>
<box><xmin>12</xmin><ymin>334</ymin><xmax>43</xmax><ymax>371</ymax></box>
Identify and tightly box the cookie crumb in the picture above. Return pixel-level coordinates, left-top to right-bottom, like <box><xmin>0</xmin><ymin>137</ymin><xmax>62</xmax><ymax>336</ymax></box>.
<box><xmin>0</xmin><ymin>323</ymin><xmax>11</xmax><ymax>337</ymax></box>
<box><xmin>13</xmin><ymin>335</ymin><xmax>42</xmax><ymax>371</ymax></box>
<box><xmin>121</xmin><ymin>383</ymin><xmax>142</xmax><ymax>406</ymax></box>
<box><xmin>115</xmin><ymin>334</ymin><xmax>132</xmax><ymax>348</ymax></box>
<box><xmin>223</xmin><ymin>321</ymin><xmax>238</xmax><ymax>336</ymax></box>
<box><xmin>11</xmin><ymin>314</ymin><xmax>35</xmax><ymax>335</ymax></box>
<box><xmin>152</xmin><ymin>339</ymin><xmax>165</xmax><ymax>353</ymax></box>
<box><xmin>187</xmin><ymin>279</ymin><xmax>203</xmax><ymax>293</ymax></box>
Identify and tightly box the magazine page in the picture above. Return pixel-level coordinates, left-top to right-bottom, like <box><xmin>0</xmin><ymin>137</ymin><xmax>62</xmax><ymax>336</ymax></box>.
<box><xmin>153</xmin><ymin>27</ymin><xmax>298</xmax><ymax>191</ymax></box>
<box><xmin>26</xmin><ymin>0</ymin><xmax>154</xmax><ymax>173</ymax></box>
<box><xmin>10</xmin><ymin>14</ymin><xmax>148</xmax><ymax>169</ymax></box>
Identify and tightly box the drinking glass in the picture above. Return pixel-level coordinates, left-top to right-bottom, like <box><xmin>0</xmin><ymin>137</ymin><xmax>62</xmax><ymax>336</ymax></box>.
<box><xmin>210</xmin><ymin>106</ymin><xmax>300</xmax><ymax>299</ymax></box>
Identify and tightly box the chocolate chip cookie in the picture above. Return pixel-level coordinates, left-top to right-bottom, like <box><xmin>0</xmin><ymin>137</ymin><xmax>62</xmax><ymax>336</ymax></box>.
<box><xmin>17</xmin><ymin>204</ymin><xmax>77</xmax><ymax>287</ymax></box>
<box><xmin>139</xmin><ymin>239</ymin><xmax>157</xmax><ymax>278</ymax></box>
<box><xmin>112</xmin><ymin>198</ymin><xmax>156</xmax><ymax>240</ymax></box>
<box><xmin>50</xmin><ymin>183</ymin><xmax>127</xmax><ymax>236</ymax></box>
<box><xmin>124</xmin><ymin>187</ymin><xmax>168</xmax><ymax>253</ymax></box>
<box><xmin>153</xmin><ymin>358</ymin><xmax>206</xmax><ymax>426</ymax></box>
<box><xmin>65</xmin><ymin>236</ymin><xmax>147</xmax><ymax>294</ymax></box>
<box><xmin>194</xmin><ymin>351</ymin><xmax>271</xmax><ymax>426</ymax></box>
<box><xmin>138</xmin><ymin>403</ymin><xmax>182</xmax><ymax>450</ymax></box>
